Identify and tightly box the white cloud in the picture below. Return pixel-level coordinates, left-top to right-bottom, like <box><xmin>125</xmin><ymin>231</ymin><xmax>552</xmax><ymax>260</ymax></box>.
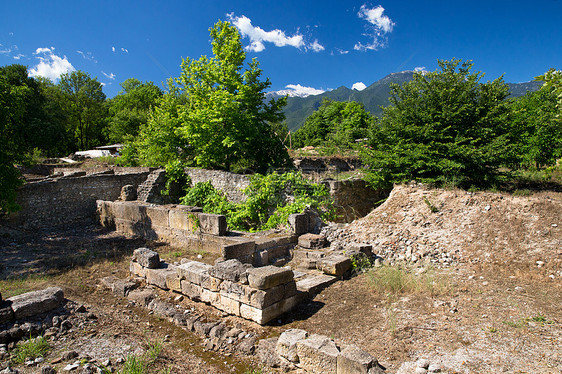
<box><xmin>29</xmin><ymin>47</ymin><xmax>75</xmax><ymax>81</ymax></box>
<box><xmin>121</xmin><ymin>47</ymin><xmax>128</xmax><ymax>53</ymax></box>
<box><xmin>354</xmin><ymin>4</ymin><xmax>395</xmax><ymax>51</ymax></box>
<box><xmin>112</xmin><ymin>46</ymin><xmax>115</xmax><ymax>52</ymax></box>
<box><xmin>286</xmin><ymin>84</ymin><xmax>325</xmax><ymax>96</ymax></box>
<box><xmin>77</xmin><ymin>50</ymin><xmax>97</xmax><ymax>63</ymax></box>
<box><xmin>310</xmin><ymin>40</ymin><xmax>325</xmax><ymax>52</ymax></box>
<box><xmin>13</xmin><ymin>54</ymin><xmax>24</xmax><ymax>60</ymax></box>
<box><xmin>102</xmin><ymin>71</ymin><xmax>116</xmax><ymax>80</ymax></box>
<box><xmin>228</xmin><ymin>14</ymin><xmax>322</xmax><ymax>53</ymax></box>
<box><xmin>352</xmin><ymin>82</ymin><xmax>367</xmax><ymax>91</ymax></box>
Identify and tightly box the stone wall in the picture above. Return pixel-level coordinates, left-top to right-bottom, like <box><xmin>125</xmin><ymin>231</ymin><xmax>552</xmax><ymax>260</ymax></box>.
<box><xmin>6</xmin><ymin>172</ymin><xmax>150</xmax><ymax>229</ymax></box>
<box><xmin>130</xmin><ymin>249</ymin><xmax>299</xmax><ymax>325</ymax></box>
<box><xmin>185</xmin><ymin>168</ymin><xmax>250</xmax><ymax>203</ymax></box>
<box><xmin>97</xmin><ymin>200</ymin><xmax>296</xmax><ymax>266</ymax></box>
<box><xmin>294</xmin><ymin>157</ymin><xmax>363</xmax><ymax>173</ymax></box>
<box><xmin>323</xmin><ymin>179</ymin><xmax>391</xmax><ymax>223</ymax></box>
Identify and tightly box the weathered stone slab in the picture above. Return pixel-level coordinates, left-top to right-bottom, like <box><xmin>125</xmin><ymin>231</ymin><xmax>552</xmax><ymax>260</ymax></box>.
<box><xmin>347</xmin><ymin>243</ymin><xmax>373</xmax><ymax>256</ymax></box>
<box><xmin>165</xmin><ymin>272</ymin><xmax>182</xmax><ymax>292</ymax></box>
<box><xmin>240</xmin><ymin>295</ymin><xmax>299</xmax><ymax>325</ymax></box>
<box><xmin>0</xmin><ymin>301</ymin><xmax>14</xmax><ymax>324</ymax></box>
<box><xmin>337</xmin><ymin>344</ymin><xmax>379</xmax><ymax>374</ymax></box>
<box><xmin>132</xmin><ymin>248</ymin><xmax>160</xmax><ymax>269</ymax></box>
<box><xmin>200</xmin><ymin>288</ymin><xmax>220</xmax><ymax>304</ymax></box>
<box><xmin>276</xmin><ymin>328</ymin><xmax>308</xmax><ymax>363</ymax></box>
<box><xmin>120</xmin><ymin>185</ymin><xmax>137</xmax><ymax>201</ymax></box>
<box><xmin>221</xmin><ymin>241</ymin><xmax>255</xmax><ymax>262</ymax></box>
<box><xmin>169</xmin><ymin>209</ymin><xmax>192</xmax><ymax>231</ymax></box>
<box><xmin>176</xmin><ymin>261</ymin><xmax>212</xmax><ymax>285</ymax></box>
<box><xmin>296</xmin><ymin>274</ymin><xmax>337</xmax><ymax>295</ymax></box>
<box><xmin>180</xmin><ymin>280</ymin><xmax>202</xmax><ymax>301</ymax></box>
<box><xmin>219</xmin><ymin>294</ymin><xmax>241</xmax><ymax>316</ymax></box>
<box><xmin>7</xmin><ymin>287</ymin><xmax>64</xmax><ymax>320</ymax></box>
<box><xmin>146</xmin><ymin>265</ymin><xmax>177</xmax><ymax>290</ymax></box>
<box><xmin>100</xmin><ymin>276</ymin><xmax>139</xmax><ymax>297</ymax></box>
<box><xmin>145</xmin><ymin>205</ymin><xmax>169</xmax><ymax>227</ymax></box>
<box><xmin>248</xmin><ymin>281</ymin><xmax>297</xmax><ymax>309</ymax></box>
<box><xmin>198</xmin><ymin>213</ymin><xmax>227</xmax><ymax>236</ymax></box>
<box><xmin>127</xmin><ymin>289</ymin><xmax>155</xmax><ymax>307</ymax></box>
<box><xmin>130</xmin><ymin>261</ymin><xmax>146</xmax><ymax>277</ymax></box>
<box><xmin>317</xmin><ymin>255</ymin><xmax>352</xmax><ymax>276</ymax></box>
<box><xmin>289</xmin><ymin>213</ymin><xmax>309</xmax><ymax>235</ymax></box>
<box><xmin>296</xmin><ymin>334</ymin><xmax>340</xmax><ymax>374</ymax></box>
<box><xmin>209</xmin><ymin>259</ymin><xmax>250</xmax><ymax>282</ymax></box>
<box><xmin>247</xmin><ymin>266</ymin><xmax>294</xmax><ymax>290</ymax></box>
<box><xmin>298</xmin><ymin>234</ymin><xmax>326</xmax><ymax>249</ymax></box>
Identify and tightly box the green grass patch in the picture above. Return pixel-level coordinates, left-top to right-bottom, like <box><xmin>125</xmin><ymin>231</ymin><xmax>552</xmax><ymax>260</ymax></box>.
<box><xmin>367</xmin><ymin>265</ymin><xmax>452</xmax><ymax>297</ymax></box>
<box><xmin>11</xmin><ymin>335</ymin><xmax>50</xmax><ymax>364</ymax></box>
<box><xmin>0</xmin><ymin>274</ymin><xmax>52</xmax><ymax>298</ymax></box>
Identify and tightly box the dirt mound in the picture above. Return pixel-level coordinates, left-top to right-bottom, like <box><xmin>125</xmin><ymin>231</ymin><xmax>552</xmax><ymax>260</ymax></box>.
<box><xmin>327</xmin><ymin>183</ymin><xmax>562</xmax><ymax>275</ymax></box>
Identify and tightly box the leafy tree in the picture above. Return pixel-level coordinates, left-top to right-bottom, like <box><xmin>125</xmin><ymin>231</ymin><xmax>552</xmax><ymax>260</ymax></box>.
<box><xmin>0</xmin><ymin>67</ymin><xmax>31</xmax><ymax>213</ymax></box>
<box><xmin>293</xmin><ymin>98</ymin><xmax>373</xmax><ymax>149</ymax></box>
<box><xmin>508</xmin><ymin>86</ymin><xmax>561</xmax><ymax>167</ymax></box>
<box><xmin>107</xmin><ymin>78</ymin><xmax>163</xmax><ymax>143</ymax></box>
<box><xmin>361</xmin><ymin>59</ymin><xmax>513</xmax><ymax>189</ymax></box>
<box><xmin>129</xmin><ymin>20</ymin><xmax>290</xmax><ymax>173</ymax></box>
<box><xmin>58</xmin><ymin>71</ymin><xmax>107</xmax><ymax>150</ymax></box>
<box><xmin>536</xmin><ymin>68</ymin><xmax>562</xmax><ymax>117</ymax></box>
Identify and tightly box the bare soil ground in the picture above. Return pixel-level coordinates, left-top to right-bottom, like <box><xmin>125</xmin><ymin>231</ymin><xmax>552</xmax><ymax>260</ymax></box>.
<box><xmin>1</xmin><ymin>183</ymin><xmax>561</xmax><ymax>373</ymax></box>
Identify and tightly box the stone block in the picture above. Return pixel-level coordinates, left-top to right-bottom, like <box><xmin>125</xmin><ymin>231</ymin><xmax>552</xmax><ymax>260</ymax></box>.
<box><xmin>347</xmin><ymin>243</ymin><xmax>373</xmax><ymax>256</ymax></box>
<box><xmin>247</xmin><ymin>266</ymin><xmax>294</xmax><ymax>290</ymax></box>
<box><xmin>221</xmin><ymin>241</ymin><xmax>255</xmax><ymax>262</ymax></box>
<box><xmin>276</xmin><ymin>328</ymin><xmax>308</xmax><ymax>363</ymax></box>
<box><xmin>240</xmin><ymin>295</ymin><xmax>299</xmax><ymax>325</ymax></box>
<box><xmin>201</xmin><ymin>275</ymin><xmax>222</xmax><ymax>292</ymax></box>
<box><xmin>209</xmin><ymin>259</ymin><xmax>250</xmax><ymax>282</ymax></box>
<box><xmin>145</xmin><ymin>205</ymin><xmax>169</xmax><ymax>228</ymax></box>
<box><xmin>169</xmin><ymin>209</ymin><xmax>193</xmax><ymax>231</ymax></box>
<box><xmin>100</xmin><ymin>276</ymin><xmax>139</xmax><ymax>297</ymax></box>
<box><xmin>337</xmin><ymin>344</ymin><xmax>379</xmax><ymax>374</ymax></box>
<box><xmin>200</xmin><ymin>288</ymin><xmax>220</xmax><ymax>305</ymax></box>
<box><xmin>120</xmin><ymin>185</ymin><xmax>137</xmax><ymax>201</ymax></box>
<box><xmin>296</xmin><ymin>274</ymin><xmax>337</xmax><ymax>295</ymax></box>
<box><xmin>298</xmin><ymin>233</ymin><xmax>326</xmax><ymax>249</ymax></box>
<box><xmin>249</xmin><ymin>281</ymin><xmax>297</xmax><ymax>309</ymax></box>
<box><xmin>130</xmin><ymin>261</ymin><xmax>146</xmax><ymax>277</ymax></box>
<box><xmin>295</xmin><ymin>334</ymin><xmax>340</xmax><ymax>374</ymax></box>
<box><xmin>127</xmin><ymin>289</ymin><xmax>155</xmax><ymax>307</ymax></box>
<box><xmin>165</xmin><ymin>272</ymin><xmax>182</xmax><ymax>292</ymax></box>
<box><xmin>289</xmin><ymin>213</ymin><xmax>309</xmax><ymax>235</ymax></box>
<box><xmin>198</xmin><ymin>213</ymin><xmax>227</xmax><ymax>236</ymax></box>
<box><xmin>177</xmin><ymin>261</ymin><xmax>212</xmax><ymax>285</ymax></box>
<box><xmin>7</xmin><ymin>287</ymin><xmax>64</xmax><ymax>320</ymax></box>
<box><xmin>0</xmin><ymin>301</ymin><xmax>14</xmax><ymax>324</ymax></box>
<box><xmin>132</xmin><ymin>248</ymin><xmax>160</xmax><ymax>269</ymax></box>
<box><xmin>121</xmin><ymin>202</ymin><xmax>146</xmax><ymax>223</ymax></box>
<box><xmin>180</xmin><ymin>280</ymin><xmax>202</xmax><ymax>301</ymax></box>
<box><xmin>317</xmin><ymin>255</ymin><xmax>352</xmax><ymax>276</ymax></box>
<box><xmin>219</xmin><ymin>294</ymin><xmax>241</xmax><ymax>316</ymax></box>
<box><xmin>146</xmin><ymin>265</ymin><xmax>176</xmax><ymax>290</ymax></box>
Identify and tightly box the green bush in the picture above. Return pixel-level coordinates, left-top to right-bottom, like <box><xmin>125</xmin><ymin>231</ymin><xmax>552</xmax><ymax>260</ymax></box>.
<box><xmin>180</xmin><ymin>171</ymin><xmax>333</xmax><ymax>231</ymax></box>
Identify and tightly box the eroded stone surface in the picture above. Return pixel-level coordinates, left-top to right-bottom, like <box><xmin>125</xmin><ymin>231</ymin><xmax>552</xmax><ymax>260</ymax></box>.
<box><xmin>7</xmin><ymin>287</ymin><xmax>64</xmax><ymax>320</ymax></box>
<box><xmin>247</xmin><ymin>266</ymin><xmax>294</xmax><ymax>290</ymax></box>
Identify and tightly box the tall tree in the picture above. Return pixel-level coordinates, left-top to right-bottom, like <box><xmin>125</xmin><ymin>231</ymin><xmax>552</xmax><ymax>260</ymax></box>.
<box><xmin>107</xmin><ymin>78</ymin><xmax>163</xmax><ymax>143</ymax></box>
<box><xmin>361</xmin><ymin>59</ymin><xmax>513</xmax><ymax>188</ymax></box>
<box><xmin>130</xmin><ymin>20</ymin><xmax>289</xmax><ymax>173</ymax></box>
<box><xmin>293</xmin><ymin>98</ymin><xmax>373</xmax><ymax>149</ymax></box>
<box><xmin>58</xmin><ymin>71</ymin><xmax>107</xmax><ymax>150</ymax></box>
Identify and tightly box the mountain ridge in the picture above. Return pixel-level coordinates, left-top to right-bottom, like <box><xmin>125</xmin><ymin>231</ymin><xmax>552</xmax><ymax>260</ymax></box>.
<box><xmin>269</xmin><ymin>71</ymin><xmax>543</xmax><ymax>131</ymax></box>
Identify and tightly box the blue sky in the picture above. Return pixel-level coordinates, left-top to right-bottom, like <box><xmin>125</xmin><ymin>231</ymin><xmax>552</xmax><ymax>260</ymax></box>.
<box><xmin>1</xmin><ymin>0</ymin><xmax>561</xmax><ymax>98</ymax></box>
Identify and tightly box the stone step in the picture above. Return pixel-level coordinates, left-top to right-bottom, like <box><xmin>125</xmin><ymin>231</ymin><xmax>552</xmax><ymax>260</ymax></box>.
<box><xmin>296</xmin><ymin>274</ymin><xmax>337</xmax><ymax>296</ymax></box>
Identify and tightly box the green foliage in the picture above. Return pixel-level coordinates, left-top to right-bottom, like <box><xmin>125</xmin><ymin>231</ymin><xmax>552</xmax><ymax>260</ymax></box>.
<box><xmin>536</xmin><ymin>68</ymin><xmax>562</xmax><ymax>116</ymax></box>
<box><xmin>129</xmin><ymin>20</ymin><xmax>290</xmax><ymax>173</ymax></box>
<box><xmin>162</xmin><ymin>160</ymin><xmax>191</xmax><ymax>197</ymax></box>
<box><xmin>107</xmin><ymin>78</ymin><xmax>163</xmax><ymax>143</ymax></box>
<box><xmin>58</xmin><ymin>70</ymin><xmax>107</xmax><ymax>151</ymax></box>
<box><xmin>361</xmin><ymin>59</ymin><xmax>513</xmax><ymax>189</ymax></box>
<box><xmin>508</xmin><ymin>84</ymin><xmax>561</xmax><ymax>167</ymax></box>
<box><xmin>293</xmin><ymin>98</ymin><xmax>373</xmax><ymax>150</ymax></box>
<box><xmin>350</xmin><ymin>253</ymin><xmax>373</xmax><ymax>274</ymax></box>
<box><xmin>181</xmin><ymin>171</ymin><xmax>332</xmax><ymax>231</ymax></box>
<box><xmin>11</xmin><ymin>335</ymin><xmax>50</xmax><ymax>364</ymax></box>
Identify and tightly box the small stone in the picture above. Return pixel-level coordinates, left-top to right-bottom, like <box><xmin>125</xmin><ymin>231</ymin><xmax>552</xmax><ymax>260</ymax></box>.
<box><xmin>536</xmin><ymin>261</ymin><xmax>545</xmax><ymax>267</ymax></box>
<box><xmin>415</xmin><ymin>368</ymin><xmax>428</xmax><ymax>374</ymax></box>
<box><xmin>417</xmin><ymin>359</ymin><xmax>430</xmax><ymax>369</ymax></box>
<box><xmin>428</xmin><ymin>363</ymin><xmax>442</xmax><ymax>372</ymax></box>
<box><xmin>63</xmin><ymin>363</ymin><xmax>80</xmax><ymax>371</ymax></box>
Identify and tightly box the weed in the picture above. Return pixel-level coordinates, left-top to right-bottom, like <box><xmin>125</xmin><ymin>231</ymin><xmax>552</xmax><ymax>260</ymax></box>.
<box><xmin>423</xmin><ymin>197</ymin><xmax>439</xmax><ymax>213</ymax></box>
<box><xmin>367</xmin><ymin>265</ymin><xmax>451</xmax><ymax>297</ymax></box>
<box><xmin>11</xmin><ymin>335</ymin><xmax>50</xmax><ymax>364</ymax></box>
<box><xmin>386</xmin><ymin>305</ymin><xmax>398</xmax><ymax>338</ymax></box>
<box><xmin>503</xmin><ymin>320</ymin><xmax>525</xmax><ymax>328</ymax></box>
<box><xmin>102</xmin><ymin>339</ymin><xmax>166</xmax><ymax>374</ymax></box>
<box><xmin>512</xmin><ymin>189</ymin><xmax>531</xmax><ymax>196</ymax></box>
<box><xmin>487</xmin><ymin>326</ymin><xmax>498</xmax><ymax>333</ymax></box>
<box><xmin>244</xmin><ymin>368</ymin><xmax>263</xmax><ymax>374</ymax></box>
<box><xmin>0</xmin><ymin>275</ymin><xmax>52</xmax><ymax>298</ymax></box>
<box><xmin>350</xmin><ymin>253</ymin><xmax>373</xmax><ymax>274</ymax></box>
<box><xmin>529</xmin><ymin>313</ymin><xmax>554</xmax><ymax>325</ymax></box>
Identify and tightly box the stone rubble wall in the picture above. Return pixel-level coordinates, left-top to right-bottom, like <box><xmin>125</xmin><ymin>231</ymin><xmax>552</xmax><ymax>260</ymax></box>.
<box><xmin>130</xmin><ymin>249</ymin><xmax>299</xmax><ymax>325</ymax></box>
<box><xmin>96</xmin><ymin>200</ymin><xmax>297</xmax><ymax>266</ymax></box>
<box><xmin>185</xmin><ymin>168</ymin><xmax>251</xmax><ymax>203</ymax></box>
<box><xmin>5</xmin><ymin>171</ymin><xmax>150</xmax><ymax>228</ymax></box>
